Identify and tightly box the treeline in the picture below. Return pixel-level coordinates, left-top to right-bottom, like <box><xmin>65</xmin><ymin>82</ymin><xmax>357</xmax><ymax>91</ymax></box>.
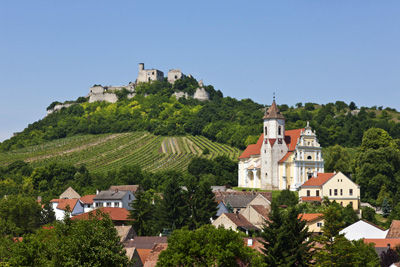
<box><xmin>0</xmin><ymin>156</ymin><xmax>237</xmax><ymax>202</ymax></box>
<box><xmin>3</xmin><ymin>76</ymin><xmax>400</xmax><ymax>152</ymax></box>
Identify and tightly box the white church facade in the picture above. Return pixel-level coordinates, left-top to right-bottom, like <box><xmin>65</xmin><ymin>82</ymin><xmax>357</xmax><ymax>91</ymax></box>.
<box><xmin>238</xmin><ymin>100</ymin><xmax>324</xmax><ymax>190</ymax></box>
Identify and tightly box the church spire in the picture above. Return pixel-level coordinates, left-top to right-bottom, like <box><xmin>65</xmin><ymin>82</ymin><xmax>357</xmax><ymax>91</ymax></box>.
<box><xmin>263</xmin><ymin>99</ymin><xmax>285</xmax><ymax>120</ymax></box>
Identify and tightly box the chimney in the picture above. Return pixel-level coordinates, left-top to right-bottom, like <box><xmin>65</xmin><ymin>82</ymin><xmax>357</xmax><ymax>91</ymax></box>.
<box><xmin>247</xmin><ymin>238</ymin><xmax>253</xmax><ymax>247</ymax></box>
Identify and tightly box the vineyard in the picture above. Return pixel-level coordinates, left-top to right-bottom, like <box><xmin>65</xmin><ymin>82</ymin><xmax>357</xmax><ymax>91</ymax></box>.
<box><xmin>0</xmin><ymin>132</ymin><xmax>241</xmax><ymax>173</ymax></box>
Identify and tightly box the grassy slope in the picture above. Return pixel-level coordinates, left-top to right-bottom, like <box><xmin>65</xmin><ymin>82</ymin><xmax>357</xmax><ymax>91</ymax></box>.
<box><xmin>0</xmin><ymin>132</ymin><xmax>241</xmax><ymax>173</ymax></box>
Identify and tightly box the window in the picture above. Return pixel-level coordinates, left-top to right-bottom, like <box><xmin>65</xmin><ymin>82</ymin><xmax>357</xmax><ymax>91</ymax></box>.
<box><xmin>278</xmin><ymin>138</ymin><xmax>282</xmax><ymax>144</ymax></box>
<box><xmin>329</xmin><ymin>189</ymin><xmax>332</xmax><ymax>196</ymax></box>
<box><xmin>340</xmin><ymin>189</ymin><xmax>343</xmax><ymax>196</ymax></box>
<box><xmin>340</xmin><ymin>202</ymin><xmax>343</xmax><ymax>206</ymax></box>
<box><xmin>278</xmin><ymin>126</ymin><xmax>282</xmax><ymax>135</ymax></box>
<box><xmin>317</xmin><ymin>222</ymin><xmax>323</xmax><ymax>227</ymax></box>
<box><xmin>316</xmin><ymin>190</ymin><xmax>320</xmax><ymax>196</ymax></box>
<box><xmin>307</xmin><ymin>190</ymin><xmax>310</xmax><ymax>196</ymax></box>
<box><xmin>114</xmin><ymin>202</ymin><xmax>119</xmax><ymax>207</ymax></box>
<box><xmin>107</xmin><ymin>202</ymin><xmax>112</xmax><ymax>207</ymax></box>
<box><xmin>349</xmin><ymin>201</ymin><xmax>353</xmax><ymax>208</ymax></box>
<box><xmin>307</xmin><ymin>156</ymin><xmax>312</xmax><ymax>160</ymax></box>
<box><xmin>129</xmin><ymin>194</ymin><xmax>131</xmax><ymax>200</ymax></box>
<box><xmin>349</xmin><ymin>189</ymin><xmax>353</xmax><ymax>196</ymax></box>
<box><xmin>264</xmin><ymin>126</ymin><xmax>267</xmax><ymax>134</ymax></box>
<box><xmin>95</xmin><ymin>202</ymin><xmax>101</xmax><ymax>207</ymax></box>
<box><xmin>334</xmin><ymin>189</ymin><xmax>338</xmax><ymax>196</ymax></box>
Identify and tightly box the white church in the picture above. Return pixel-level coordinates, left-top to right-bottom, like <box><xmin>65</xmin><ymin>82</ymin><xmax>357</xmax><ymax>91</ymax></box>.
<box><xmin>238</xmin><ymin>100</ymin><xmax>324</xmax><ymax>190</ymax></box>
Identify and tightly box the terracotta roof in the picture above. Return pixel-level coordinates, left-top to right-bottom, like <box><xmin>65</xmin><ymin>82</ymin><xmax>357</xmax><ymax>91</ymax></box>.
<box><xmin>71</xmin><ymin>207</ymin><xmax>132</xmax><ymax>221</ymax></box>
<box><xmin>278</xmin><ymin>151</ymin><xmax>293</xmax><ymax>163</ymax></box>
<box><xmin>251</xmin><ymin>205</ymin><xmax>270</xmax><ymax>219</ymax></box>
<box><xmin>143</xmin><ymin>243</ymin><xmax>168</xmax><ymax>267</ymax></box>
<box><xmin>50</xmin><ymin>198</ymin><xmax>79</xmax><ymax>211</ymax></box>
<box><xmin>59</xmin><ymin>186</ymin><xmax>81</xmax><ymax>199</ymax></box>
<box><xmin>224</xmin><ymin>213</ymin><xmax>258</xmax><ymax>230</ymax></box>
<box><xmin>239</xmin><ymin>128</ymin><xmax>304</xmax><ymax>159</ymax></box>
<box><xmin>364</xmin><ymin>238</ymin><xmax>400</xmax><ymax>248</ymax></box>
<box><xmin>298</xmin><ymin>213</ymin><xmax>323</xmax><ymax>222</ymax></box>
<box><xmin>137</xmin><ymin>249</ymin><xmax>152</xmax><ymax>264</ymax></box>
<box><xmin>301</xmin><ymin>173</ymin><xmax>336</xmax><ymax>187</ymax></box>
<box><xmin>239</xmin><ymin>134</ymin><xmax>263</xmax><ymax>159</ymax></box>
<box><xmin>387</xmin><ymin>220</ymin><xmax>400</xmax><ymax>238</ymax></box>
<box><xmin>109</xmin><ymin>185</ymin><xmax>139</xmax><ymax>193</ymax></box>
<box><xmin>79</xmin><ymin>194</ymin><xmax>96</xmax><ymax>204</ymax></box>
<box><xmin>263</xmin><ymin>100</ymin><xmax>285</xmax><ymax>120</ymax></box>
<box><xmin>300</xmin><ymin>196</ymin><xmax>322</xmax><ymax>202</ymax></box>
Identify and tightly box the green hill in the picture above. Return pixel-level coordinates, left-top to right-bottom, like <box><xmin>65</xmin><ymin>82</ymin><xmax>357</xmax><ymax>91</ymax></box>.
<box><xmin>0</xmin><ymin>131</ymin><xmax>240</xmax><ymax>173</ymax></box>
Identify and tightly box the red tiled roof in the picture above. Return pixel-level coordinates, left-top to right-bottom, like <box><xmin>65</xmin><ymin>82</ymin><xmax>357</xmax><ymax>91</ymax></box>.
<box><xmin>251</xmin><ymin>205</ymin><xmax>270</xmax><ymax>219</ymax></box>
<box><xmin>143</xmin><ymin>243</ymin><xmax>168</xmax><ymax>267</ymax></box>
<box><xmin>224</xmin><ymin>213</ymin><xmax>258</xmax><ymax>230</ymax></box>
<box><xmin>301</xmin><ymin>173</ymin><xmax>336</xmax><ymax>187</ymax></box>
<box><xmin>364</xmin><ymin>238</ymin><xmax>400</xmax><ymax>248</ymax></box>
<box><xmin>387</xmin><ymin>220</ymin><xmax>400</xmax><ymax>238</ymax></box>
<box><xmin>137</xmin><ymin>249</ymin><xmax>152</xmax><ymax>264</ymax></box>
<box><xmin>71</xmin><ymin>207</ymin><xmax>132</xmax><ymax>221</ymax></box>
<box><xmin>298</xmin><ymin>213</ymin><xmax>323</xmax><ymax>222</ymax></box>
<box><xmin>239</xmin><ymin>128</ymin><xmax>304</xmax><ymax>159</ymax></box>
<box><xmin>80</xmin><ymin>194</ymin><xmax>96</xmax><ymax>204</ymax></box>
<box><xmin>239</xmin><ymin>134</ymin><xmax>264</xmax><ymax>159</ymax></box>
<box><xmin>278</xmin><ymin>151</ymin><xmax>293</xmax><ymax>163</ymax></box>
<box><xmin>300</xmin><ymin>196</ymin><xmax>322</xmax><ymax>202</ymax></box>
<box><xmin>50</xmin><ymin>198</ymin><xmax>79</xmax><ymax>211</ymax></box>
<box><xmin>109</xmin><ymin>185</ymin><xmax>140</xmax><ymax>193</ymax></box>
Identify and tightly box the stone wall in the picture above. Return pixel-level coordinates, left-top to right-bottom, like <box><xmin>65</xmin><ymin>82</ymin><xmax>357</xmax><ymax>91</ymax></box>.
<box><xmin>47</xmin><ymin>103</ymin><xmax>73</xmax><ymax>115</ymax></box>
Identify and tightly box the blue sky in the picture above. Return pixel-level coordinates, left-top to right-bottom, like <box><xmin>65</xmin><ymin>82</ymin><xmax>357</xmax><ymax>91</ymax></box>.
<box><xmin>1</xmin><ymin>1</ymin><xmax>399</xmax><ymax>141</ymax></box>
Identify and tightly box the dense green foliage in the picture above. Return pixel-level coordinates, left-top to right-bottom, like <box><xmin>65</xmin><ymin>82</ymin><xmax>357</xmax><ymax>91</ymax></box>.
<box><xmin>157</xmin><ymin>225</ymin><xmax>264</xmax><ymax>266</ymax></box>
<box><xmin>261</xmin><ymin>203</ymin><xmax>313</xmax><ymax>266</ymax></box>
<box><xmin>2</xmin><ymin>212</ymin><xmax>129</xmax><ymax>266</ymax></box>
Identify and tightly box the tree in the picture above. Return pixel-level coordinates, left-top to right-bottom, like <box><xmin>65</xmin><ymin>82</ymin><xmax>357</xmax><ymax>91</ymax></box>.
<box><xmin>129</xmin><ymin>190</ymin><xmax>158</xmax><ymax>236</ymax></box>
<box><xmin>349</xmin><ymin>101</ymin><xmax>357</xmax><ymax>110</ymax></box>
<box><xmin>261</xmin><ymin>204</ymin><xmax>313</xmax><ymax>266</ymax></box>
<box><xmin>362</xmin><ymin>206</ymin><xmax>377</xmax><ymax>224</ymax></box>
<box><xmin>323</xmin><ymin>145</ymin><xmax>352</xmax><ymax>175</ymax></box>
<box><xmin>159</xmin><ymin>177</ymin><xmax>188</xmax><ymax>230</ymax></box>
<box><xmin>185</xmin><ymin>176</ymin><xmax>217</xmax><ymax>229</ymax></box>
<box><xmin>0</xmin><ymin>195</ymin><xmax>43</xmax><ymax>235</ymax></box>
<box><xmin>380</xmin><ymin>248</ymin><xmax>399</xmax><ymax>267</ymax></box>
<box><xmin>9</xmin><ymin>211</ymin><xmax>129</xmax><ymax>266</ymax></box>
<box><xmin>382</xmin><ymin>197</ymin><xmax>392</xmax><ymax>218</ymax></box>
<box><xmin>274</xmin><ymin>189</ymin><xmax>298</xmax><ymax>206</ymax></box>
<box><xmin>157</xmin><ymin>225</ymin><xmax>264</xmax><ymax>266</ymax></box>
<box><xmin>342</xmin><ymin>203</ymin><xmax>359</xmax><ymax>227</ymax></box>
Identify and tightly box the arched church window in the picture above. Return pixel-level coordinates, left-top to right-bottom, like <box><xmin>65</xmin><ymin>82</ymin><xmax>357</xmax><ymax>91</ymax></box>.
<box><xmin>264</xmin><ymin>126</ymin><xmax>267</xmax><ymax>135</ymax></box>
<box><xmin>307</xmin><ymin>155</ymin><xmax>312</xmax><ymax>160</ymax></box>
<box><xmin>278</xmin><ymin>126</ymin><xmax>282</xmax><ymax>135</ymax></box>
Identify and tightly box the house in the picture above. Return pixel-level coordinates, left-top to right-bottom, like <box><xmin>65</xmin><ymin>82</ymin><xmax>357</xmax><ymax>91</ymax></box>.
<box><xmin>109</xmin><ymin>185</ymin><xmax>140</xmax><ymax>194</ymax></box>
<box><xmin>298</xmin><ymin>172</ymin><xmax>360</xmax><ymax>211</ymax></box>
<box><xmin>59</xmin><ymin>186</ymin><xmax>81</xmax><ymax>199</ymax></box>
<box><xmin>238</xmin><ymin>100</ymin><xmax>324</xmax><ymax>190</ymax></box>
<box><xmin>339</xmin><ymin>220</ymin><xmax>388</xmax><ymax>240</ymax></box>
<box><xmin>93</xmin><ymin>189</ymin><xmax>135</xmax><ymax>210</ymax></box>
<box><xmin>364</xmin><ymin>238</ymin><xmax>400</xmax><ymax>256</ymax></box>
<box><xmin>50</xmin><ymin>198</ymin><xmax>84</xmax><ymax>220</ymax></box>
<box><xmin>79</xmin><ymin>194</ymin><xmax>96</xmax><ymax>213</ymax></box>
<box><xmin>115</xmin><ymin>225</ymin><xmax>136</xmax><ymax>243</ymax></box>
<box><xmin>240</xmin><ymin>205</ymin><xmax>270</xmax><ymax>230</ymax></box>
<box><xmin>214</xmin><ymin>191</ymin><xmax>272</xmax><ymax>213</ymax></box>
<box><xmin>212</xmin><ymin>213</ymin><xmax>258</xmax><ymax>233</ymax></box>
<box><xmin>143</xmin><ymin>243</ymin><xmax>168</xmax><ymax>267</ymax></box>
<box><xmin>386</xmin><ymin>220</ymin><xmax>400</xmax><ymax>238</ymax></box>
<box><xmin>298</xmin><ymin>213</ymin><xmax>324</xmax><ymax>234</ymax></box>
<box><xmin>71</xmin><ymin>207</ymin><xmax>133</xmax><ymax>225</ymax></box>
<box><xmin>124</xmin><ymin>236</ymin><xmax>168</xmax><ymax>266</ymax></box>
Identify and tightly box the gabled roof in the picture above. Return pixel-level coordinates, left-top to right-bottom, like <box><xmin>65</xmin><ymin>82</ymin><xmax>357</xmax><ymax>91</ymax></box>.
<box><xmin>238</xmin><ymin>128</ymin><xmax>304</xmax><ymax>160</ymax></box>
<box><xmin>301</xmin><ymin>173</ymin><xmax>336</xmax><ymax>187</ymax></box>
<box><xmin>224</xmin><ymin>213</ymin><xmax>258</xmax><ymax>230</ymax></box>
<box><xmin>80</xmin><ymin>194</ymin><xmax>96</xmax><ymax>204</ymax></box>
<box><xmin>143</xmin><ymin>243</ymin><xmax>168</xmax><ymax>267</ymax></box>
<box><xmin>109</xmin><ymin>185</ymin><xmax>139</xmax><ymax>193</ymax></box>
<box><xmin>250</xmin><ymin>205</ymin><xmax>269</xmax><ymax>219</ymax></box>
<box><xmin>223</xmin><ymin>195</ymin><xmax>258</xmax><ymax>209</ymax></box>
<box><xmin>298</xmin><ymin>213</ymin><xmax>323</xmax><ymax>222</ymax></box>
<box><xmin>93</xmin><ymin>190</ymin><xmax>129</xmax><ymax>200</ymax></box>
<box><xmin>59</xmin><ymin>186</ymin><xmax>81</xmax><ymax>199</ymax></box>
<box><xmin>71</xmin><ymin>207</ymin><xmax>132</xmax><ymax>221</ymax></box>
<box><xmin>125</xmin><ymin>236</ymin><xmax>168</xmax><ymax>249</ymax></box>
<box><xmin>214</xmin><ymin>191</ymin><xmax>272</xmax><ymax>205</ymax></box>
<box><xmin>50</xmin><ymin>198</ymin><xmax>79</xmax><ymax>211</ymax></box>
<box><xmin>263</xmin><ymin>100</ymin><xmax>285</xmax><ymax>120</ymax></box>
<box><xmin>387</xmin><ymin>220</ymin><xmax>400</xmax><ymax>238</ymax></box>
